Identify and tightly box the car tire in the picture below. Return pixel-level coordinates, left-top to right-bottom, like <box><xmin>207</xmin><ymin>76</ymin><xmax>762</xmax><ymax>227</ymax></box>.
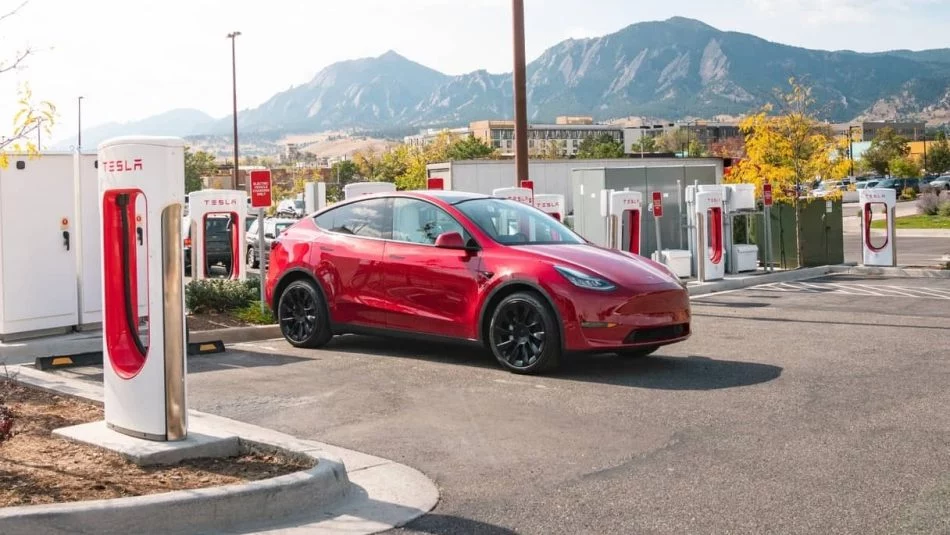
<box><xmin>277</xmin><ymin>279</ymin><xmax>332</xmax><ymax>349</ymax></box>
<box><xmin>247</xmin><ymin>247</ymin><xmax>258</xmax><ymax>269</ymax></box>
<box><xmin>488</xmin><ymin>291</ymin><xmax>560</xmax><ymax>375</ymax></box>
<box><xmin>616</xmin><ymin>345</ymin><xmax>659</xmax><ymax>358</ymax></box>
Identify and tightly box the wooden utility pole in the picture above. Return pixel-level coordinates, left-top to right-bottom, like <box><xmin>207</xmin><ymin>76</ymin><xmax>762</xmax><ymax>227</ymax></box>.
<box><xmin>512</xmin><ymin>0</ymin><xmax>529</xmax><ymax>186</ymax></box>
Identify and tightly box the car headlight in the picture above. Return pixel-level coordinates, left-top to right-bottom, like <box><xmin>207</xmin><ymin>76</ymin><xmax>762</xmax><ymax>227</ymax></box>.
<box><xmin>655</xmin><ymin>261</ymin><xmax>687</xmax><ymax>288</ymax></box>
<box><xmin>554</xmin><ymin>265</ymin><xmax>616</xmax><ymax>291</ymax></box>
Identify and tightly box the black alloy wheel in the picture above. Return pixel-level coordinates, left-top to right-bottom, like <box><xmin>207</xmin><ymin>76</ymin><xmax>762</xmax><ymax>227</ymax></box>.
<box><xmin>277</xmin><ymin>279</ymin><xmax>331</xmax><ymax>348</ymax></box>
<box><xmin>488</xmin><ymin>292</ymin><xmax>560</xmax><ymax>374</ymax></box>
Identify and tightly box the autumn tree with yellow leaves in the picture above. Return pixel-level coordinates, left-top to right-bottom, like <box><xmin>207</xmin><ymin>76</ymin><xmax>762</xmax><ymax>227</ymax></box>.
<box><xmin>726</xmin><ymin>78</ymin><xmax>850</xmax><ymax>266</ymax></box>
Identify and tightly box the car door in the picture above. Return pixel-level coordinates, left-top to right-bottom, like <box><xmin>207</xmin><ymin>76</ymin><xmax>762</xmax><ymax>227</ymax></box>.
<box><xmin>312</xmin><ymin>197</ymin><xmax>391</xmax><ymax>327</ymax></box>
<box><xmin>381</xmin><ymin>198</ymin><xmax>482</xmax><ymax>339</ymax></box>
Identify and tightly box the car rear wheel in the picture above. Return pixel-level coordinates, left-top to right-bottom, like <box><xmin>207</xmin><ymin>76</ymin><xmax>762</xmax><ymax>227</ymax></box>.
<box><xmin>277</xmin><ymin>279</ymin><xmax>331</xmax><ymax>349</ymax></box>
<box><xmin>247</xmin><ymin>247</ymin><xmax>258</xmax><ymax>269</ymax></box>
<box><xmin>616</xmin><ymin>345</ymin><xmax>659</xmax><ymax>358</ymax></box>
<box><xmin>488</xmin><ymin>292</ymin><xmax>560</xmax><ymax>374</ymax></box>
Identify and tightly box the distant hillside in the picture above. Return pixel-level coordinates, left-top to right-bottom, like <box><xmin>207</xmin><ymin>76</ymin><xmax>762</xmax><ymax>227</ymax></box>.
<box><xmin>66</xmin><ymin>17</ymin><xmax>950</xmax><ymax>144</ymax></box>
<box><xmin>55</xmin><ymin>108</ymin><xmax>215</xmax><ymax>149</ymax></box>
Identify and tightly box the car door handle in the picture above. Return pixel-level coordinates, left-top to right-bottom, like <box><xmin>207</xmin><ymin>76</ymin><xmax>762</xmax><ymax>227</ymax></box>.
<box><xmin>320</xmin><ymin>246</ymin><xmax>334</xmax><ymax>252</ymax></box>
<box><xmin>388</xmin><ymin>254</ymin><xmax>405</xmax><ymax>260</ymax></box>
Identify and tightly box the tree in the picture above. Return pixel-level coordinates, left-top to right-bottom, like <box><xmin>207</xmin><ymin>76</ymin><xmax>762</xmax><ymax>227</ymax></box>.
<box><xmin>184</xmin><ymin>147</ymin><xmax>217</xmax><ymax>193</ymax></box>
<box><xmin>653</xmin><ymin>128</ymin><xmax>689</xmax><ymax>154</ymax></box>
<box><xmin>927</xmin><ymin>131</ymin><xmax>950</xmax><ymax>175</ymax></box>
<box><xmin>861</xmin><ymin>127</ymin><xmax>910</xmax><ymax>175</ymax></box>
<box><xmin>577</xmin><ymin>133</ymin><xmax>624</xmax><ymax>159</ymax></box>
<box><xmin>446</xmin><ymin>134</ymin><xmax>495</xmax><ymax>160</ymax></box>
<box><xmin>329</xmin><ymin>160</ymin><xmax>359</xmax><ymax>185</ymax></box>
<box><xmin>0</xmin><ymin>2</ymin><xmax>55</xmax><ymax>169</ymax></box>
<box><xmin>533</xmin><ymin>139</ymin><xmax>566</xmax><ymax>159</ymax></box>
<box><xmin>629</xmin><ymin>136</ymin><xmax>657</xmax><ymax>154</ymax></box>
<box><xmin>888</xmin><ymin>156</ymin><xmax>921</xmax><ymax>178</ymax></box>
<box><xmin>728</xmin><ymin>78</ymin><xmax>850</xmax><ymax>265</ymax></box>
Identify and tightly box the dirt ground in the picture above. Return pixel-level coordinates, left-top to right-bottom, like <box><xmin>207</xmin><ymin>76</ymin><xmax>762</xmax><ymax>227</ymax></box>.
<box><xmin>186</xmin><ymin>312</ymin><xmax>252</xmax><ymax>331</ymax></box>
<box><xmin>0</xmin><ymin>378</ymin><xmax>311</xmax><ymax>507</ymax></box>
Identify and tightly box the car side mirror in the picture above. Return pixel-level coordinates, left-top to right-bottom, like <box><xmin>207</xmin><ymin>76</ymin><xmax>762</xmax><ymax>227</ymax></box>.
<box><xmin>265</xmin><ymin>232</ymin><xmax>275</xmax><ymax>239</ymax></box>
<box><xmin>434</xmin><ymin>231</ymin><xmax>466</xmax><ymax>249</ymax></box>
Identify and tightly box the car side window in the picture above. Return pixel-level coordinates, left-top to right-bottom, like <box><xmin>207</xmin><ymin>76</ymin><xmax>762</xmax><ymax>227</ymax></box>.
<box><xmin>314</xmin><ymin>198</ymin><xmax>392</xmax><ymax>239</ymax></box>
<box><xmin>392</xmin><ymin>198</ymin><xmax>470</xmax><ymax>245</ymax></box>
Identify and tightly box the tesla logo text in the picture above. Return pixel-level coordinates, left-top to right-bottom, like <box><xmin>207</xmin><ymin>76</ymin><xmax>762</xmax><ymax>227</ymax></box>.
<box><xmin>102</xmin><ymin>159</ymin><xmax>143</xmax><ymax>172</ymax></box>
<box><xmin>203</xmin><ymin>199</ymin><xmax>238</xmax><ymax>206</ymax></box>
<box><xmin>622</xmin><ymin>199</ymin><xmax>640</xmax><ymax>206</ymax></box>
<box><xmin>507</xmin><ymin>196</ymin><xmax>532</xmax><ymax>203</ymax></box>
<box><xmin>537</xmin><ymin>202</ymin><xmax>560</xmax><ymax>208</ymax></box>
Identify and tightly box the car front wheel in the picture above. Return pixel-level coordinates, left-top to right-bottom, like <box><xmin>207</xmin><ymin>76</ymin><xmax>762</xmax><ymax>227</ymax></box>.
<box><xmin>488</xmin><ymin>291</ymin><xmax>560</xmax><ymax>374</ymax></box>
<box><xmin>277</xmin><ymin>279</ymin><xmax>332</xmax><ymax>349</ymax></box>
<box><xmin>247</xmin><ymin>246</ymin><xmax>258</xmax><ymax>269</ymax></box>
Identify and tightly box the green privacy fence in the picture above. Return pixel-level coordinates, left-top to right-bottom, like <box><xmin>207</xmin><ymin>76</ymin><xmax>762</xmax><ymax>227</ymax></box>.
<box><xmin>749</xmin><ymin>197</ymin><xmax>844</xmax><ymax>269</ymax></box>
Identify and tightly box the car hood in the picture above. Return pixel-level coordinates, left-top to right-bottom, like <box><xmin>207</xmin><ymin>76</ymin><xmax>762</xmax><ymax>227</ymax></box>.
<box><xmin>512</xmin><ymin>244</ymin><xmax>683</xmax><ymax>289</ymax></box>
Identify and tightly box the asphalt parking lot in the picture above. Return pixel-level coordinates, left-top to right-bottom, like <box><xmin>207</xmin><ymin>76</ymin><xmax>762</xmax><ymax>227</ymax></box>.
<box><xmin>55</xmin><ymin>274</ymin><xmax>950</xmax><ymax>534</ymax></box>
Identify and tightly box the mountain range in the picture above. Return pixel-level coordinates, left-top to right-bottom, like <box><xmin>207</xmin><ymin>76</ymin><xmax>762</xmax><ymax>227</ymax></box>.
<box><xmin>59</xmin><ymin>17</ymin><xmax>950</xmax><ymax>148</ymax></box>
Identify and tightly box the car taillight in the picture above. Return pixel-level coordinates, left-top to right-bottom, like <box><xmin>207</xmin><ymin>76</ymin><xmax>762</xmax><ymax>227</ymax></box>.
<box><xmin>183</xmin><ymin>237</ymin><xmax>191</xmax><ymax>247</ymax></box>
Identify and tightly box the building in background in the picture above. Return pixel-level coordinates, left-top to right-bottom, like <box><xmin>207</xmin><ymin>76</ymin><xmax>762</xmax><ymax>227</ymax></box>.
<box><xmin>683</xmin><ymin>122</ymin><xmax>742</xmax><ymax>146</ymax></box>
<box><xmin>469</xmin><ymin>119</ymin><xmax>624</xmax><ymax>157</ymax></box>
<box><xmin>404</xmin><ymin>127</ymin><xmax>472</xmax><ymax>148</ymax></box>
<box><xmin>860</xmin><ymin>121</ymin><xmax>926</xmax><ymax>141</ymax></box>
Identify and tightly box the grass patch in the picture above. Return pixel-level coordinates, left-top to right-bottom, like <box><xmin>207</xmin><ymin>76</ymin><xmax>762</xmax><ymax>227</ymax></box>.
<box><xmin>870</xmin><ymin>214</ymin><xmax>950</xmax><ymax>229</ymax></box>
<box><xmin>233</xmin><ymin>301</ymin><xmax>276</xmax><ymax>325</ymax></box>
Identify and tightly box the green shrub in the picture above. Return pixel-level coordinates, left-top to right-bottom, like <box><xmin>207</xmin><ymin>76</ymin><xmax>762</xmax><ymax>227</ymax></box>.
<box><xmin>899</xmin><ymin>187</ymin><xmax>916</xmax><ymax>201</ymax></box>
<box><xmin>185</xmin><ymin>278</ymin><xmax>260</xmax><ymax>314</ymax></box>
<box><xmin>917</xmin><ymin>192</ymin><xmax>941</xmax><ymax>215</ymax></box>
<box><xmin>233</xmin><ymin>301</ymin><xmax>276</xmax><ymax>325</ymax></box>
<box><xmin>939</xmin><ymin>201</ymin><xmax>950</xmax><ymax>218</ymax></box>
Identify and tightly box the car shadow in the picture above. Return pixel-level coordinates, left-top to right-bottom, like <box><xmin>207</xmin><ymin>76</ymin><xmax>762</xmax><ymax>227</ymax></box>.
<box><xmin>187</xmin><ymin>349</ymin><xmax>312</xmax><ymax>375</ymax></box>
<box><xmin>323</xmin><ymin>335</ymin><xmax>782</xmax><ymax>391</ymax></box>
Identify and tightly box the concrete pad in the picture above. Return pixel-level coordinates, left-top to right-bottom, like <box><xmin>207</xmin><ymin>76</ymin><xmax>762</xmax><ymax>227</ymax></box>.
<box><xmin>53</xmin><ymin>420</ymin><xmax>240</xmax><ymax>466</ymax></box>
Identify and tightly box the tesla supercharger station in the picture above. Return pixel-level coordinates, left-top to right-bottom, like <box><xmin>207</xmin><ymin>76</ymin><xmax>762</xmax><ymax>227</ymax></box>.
<box><xmin>534</xmin><ymin>194</ymin><xmax>565</xmax><ymax>221</ymax></box>
<box><xmin>187</xmin><ymin>189</ymin><xmax>247</xmax><ymax>281</ymax></box>
<box><xmin>343</xmin><ymin>182</ymin><xmax>396</xmax><ymax>199</ymax></box>
<box><xmin>694</xmin><ymin>189</ymin><xmax>725</xmax><ymax>282</ymax></box>
<box><xmin>860</xmin><ymin>188</ymin><xmax>897</xmax><ymax>266</ymax></box>
<box><xmin>98</xmin><ymin>136</ymin><xmax>188</xmax><ymax>441</ymax></box>
<box><xmin>304</xmin><ymin>182</ymin><xmax>326</xmax><ymax>213</ymax></box>
<box><xmin>598</xmin><ymin>190</ymin><xmax>642</xmax><ymax>254</ymax></box>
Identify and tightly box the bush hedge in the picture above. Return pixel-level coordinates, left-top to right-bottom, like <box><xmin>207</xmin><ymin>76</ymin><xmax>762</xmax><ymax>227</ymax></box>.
<box><xmin>185</xmin><ymin>278</ymin><xmax>261</xmax><ymax>314</ymax></box>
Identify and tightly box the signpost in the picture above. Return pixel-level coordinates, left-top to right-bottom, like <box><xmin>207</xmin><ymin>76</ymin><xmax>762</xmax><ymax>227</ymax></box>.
<box><xmin>427</xmin><ymin>177</ymin><xmax>444</xmax><ymax>190</ymax></box>
<box><xmin>651</xmin><ymin>191</ymin><xmax>663</xmax><ymax>260</ymax></box>
<box><xmin>762</xmin><ymin>183</ymin><xmax>773</xmax><ymax>272</ymax></box>
<box><xmin>249</xmin><ymin>170</ymin><xmax>272</xmax><ymax>311</ymax></box>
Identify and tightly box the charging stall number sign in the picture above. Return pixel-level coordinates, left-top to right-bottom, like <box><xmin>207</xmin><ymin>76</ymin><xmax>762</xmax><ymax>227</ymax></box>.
<box><xmin>763</xmin><ymin>184</ymin><xmax>773</xmax><ymax>206</ymax></box>
<box><xmin>250</xmin><ymin>170</ymin><xmax>273</xmax><ymax>209</ymax></box>
<box><xmin>651</xmin><ymin>192</ymin><xmax>663</xmax><ymax>218</ymax></box>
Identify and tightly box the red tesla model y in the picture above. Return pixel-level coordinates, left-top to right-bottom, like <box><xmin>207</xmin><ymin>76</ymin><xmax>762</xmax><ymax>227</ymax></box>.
<box><xmin>264</xmin><ymin>190</ymin><xmax>690</xmax><ymax>374</ymax></box>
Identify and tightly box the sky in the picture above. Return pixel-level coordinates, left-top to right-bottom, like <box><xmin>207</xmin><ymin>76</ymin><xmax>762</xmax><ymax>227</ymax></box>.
<box><xmin>1</xmin><ymin>0</ymin><xmax>948</xmax><ymax>146</ymax></box>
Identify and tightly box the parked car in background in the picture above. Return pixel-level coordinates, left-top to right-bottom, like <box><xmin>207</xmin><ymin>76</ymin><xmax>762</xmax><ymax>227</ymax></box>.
<box><xmin>876</xmin><ymin>177</ymin><xmax>920</xmax><ymax>195</ymax></box>
<box><xmin>276</xmin><ymin>198</ymin><xmax>305</xmax><ymax>218</ymax></box>
<box><xmin>264</xmin><ymin>190</ymin><xmax>691</xmax><ymax>375</ymax></box>
<box><xmin>246</xmin><ymin>217</ymin><xmax>297</xmax><ymax>268</ymax></box>
<box><xmin>182</xmin><ymin>213</ymin><xmax>237</xmax><ymax>275</ymax></box>
<box><xmin>927</xmin><ymin>175</ymin><xmax>950</xmax><ymax>191</ymax></box>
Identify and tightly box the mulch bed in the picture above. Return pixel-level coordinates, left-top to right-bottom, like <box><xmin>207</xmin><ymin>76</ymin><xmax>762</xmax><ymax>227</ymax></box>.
<box><xmin>0</xmin><ymin>378</ymin><xmax>310</xmax><ymax>507</ymax></box>
<box><xmin>186</xmin><ymin>313</ymin><xmax>254</xmax><ymax>331</ymax></box>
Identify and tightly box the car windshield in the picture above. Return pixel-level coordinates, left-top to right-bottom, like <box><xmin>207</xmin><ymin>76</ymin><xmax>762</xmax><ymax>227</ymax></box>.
<box><xmin>454</xmin><ymin>198</ymin><xmax>584</xmax><ymax>246</ymax></box>
<box><xmin>274</xmin><ymin>222</ymin><xmax>292</xmax><ymax>235</ymax></box>
<box><xmin>877</xmin><ymin>179</ymin><xmax>896</xmax><ymax>187</ymax></box>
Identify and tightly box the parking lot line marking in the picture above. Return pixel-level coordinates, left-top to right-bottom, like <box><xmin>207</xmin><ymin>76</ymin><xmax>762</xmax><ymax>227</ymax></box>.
<box><xmin>751</xmin><ymin>280</ymin><xmax>950</xmax><ymax>300</ymax></box>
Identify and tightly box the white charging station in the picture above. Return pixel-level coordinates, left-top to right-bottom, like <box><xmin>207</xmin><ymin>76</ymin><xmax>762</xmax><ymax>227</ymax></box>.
<box><xmin>0</xmin><ymin>153</ymin><xmax>79</xmax><ymax>340</ymax></box>
<box><xmin>304</xmin><ymin>182</ymin><xmax>327</xmax><ymax>213</ymax></box>
<box><xmin>694</xmin><ymin>189</ymin><xmax>725</xmax><ymax>282</ymax></box>
<box><xmin>599</xmin><ymin>190</ymin><xmax>642</xmax><ymax>254</ymax></box>
<box><xmin>186</xmin><ymin>189</ymin><xmax>247</xmax><ymax>281</ymax></box>
<box><xmin>99</xmin><ymin>136</ymin><xmax>188</xmax><ymax>441</ymax></box>
<box><xmin>343</xmin><ymin>181</ymin><xmax>396</xmax><ymax>200</ymax></box>
<box><xmin>492</xmin><ymin>187</ymin><xmax>534</xmax><ymax>205</ymax></box>
<box><xmin>860</xmin><ymin>188</ymin><xmax>897</xmax><ymax>267</ymax></box>
<box><xmin>534</xmin><ymin>194</ymin><xmax>565</xmax><ymax>221</ymax></box>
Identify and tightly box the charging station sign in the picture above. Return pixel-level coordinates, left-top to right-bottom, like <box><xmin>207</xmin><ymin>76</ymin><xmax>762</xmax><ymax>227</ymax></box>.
<box><xmin>250</xmin><ymin>170</ymin><xmax>272</xmax><ymax>209</ymax></box>
<box><xmin>651</xmin><ymin>191</ymin><xmax>663</xmax><ymax>218</ymax></box>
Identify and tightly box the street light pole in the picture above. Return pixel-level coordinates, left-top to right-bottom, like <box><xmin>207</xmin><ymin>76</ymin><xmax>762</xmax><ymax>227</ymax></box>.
<box><xmin>77</xmin><ymin>96</ymin><xmax>84</xmax><ymax>151</ymax></box>
<box><xmin>227</xmin><ymin>31</ymin><xmax>241</xmax><ymax>189</ymax></box>
<box><xmin>511</xmin><ymin>0</ymin><xmax>528</xmax><ymax>186</ymax></box>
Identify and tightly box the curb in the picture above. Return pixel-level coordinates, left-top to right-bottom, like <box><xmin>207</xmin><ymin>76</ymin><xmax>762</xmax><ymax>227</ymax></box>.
<box><xmin>0</xmin><ymin>446</ymin><xmax>350</xmax><ymax>535</ymax></box>
<box><xmin>5</xmin><ymin>365</ymin><xmax>440</xmax><ymax>535</ymax></box>
<box><xmin>687</xmin><ymin>266</ymin><xmax>838</xmax><ymax>297</ymax></box>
